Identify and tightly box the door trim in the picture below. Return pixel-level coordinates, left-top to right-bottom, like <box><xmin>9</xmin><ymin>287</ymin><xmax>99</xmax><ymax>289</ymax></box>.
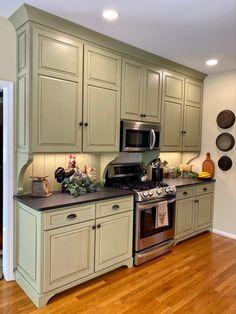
<box><xmin>0</xmin><ymin>80</ymin><xmax>15</xmax><ymax>280</ymax></box>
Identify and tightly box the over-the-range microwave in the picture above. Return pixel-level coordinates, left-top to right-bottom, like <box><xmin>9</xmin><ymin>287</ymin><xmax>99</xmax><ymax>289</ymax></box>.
<box><xmin>120</xmin><ymin>120</ymin><xmax>160</xmax><ymax>152</ymax></box>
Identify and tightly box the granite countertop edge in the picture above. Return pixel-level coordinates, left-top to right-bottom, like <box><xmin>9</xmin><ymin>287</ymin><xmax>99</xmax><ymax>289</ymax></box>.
<box><xmin>14</xmin><ymin>188</ymin><xmax>135</xmax><ymax>211</ymax></box>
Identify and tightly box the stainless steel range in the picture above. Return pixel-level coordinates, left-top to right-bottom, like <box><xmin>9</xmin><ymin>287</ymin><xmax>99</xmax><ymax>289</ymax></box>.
<box><xmin>105</xmin><ymin>163</ymin><xmax>176</xmax><ymax>265</ymax></box>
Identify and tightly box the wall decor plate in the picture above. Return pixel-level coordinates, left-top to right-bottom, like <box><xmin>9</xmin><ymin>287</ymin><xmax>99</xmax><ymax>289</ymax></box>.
<box><xmin>218</xmin><ymin>155</ymin><xmax>232</xmax><ymax>171</ymax></box>
<box><xmin>216</xmin><ymin>133</ymin><xmax>235</xmax><ymax>151</ymax></box>
<box><xmin>216</xmin><ymin>110</ymin><xmax>235</xmax><ymax>129</ymax></box>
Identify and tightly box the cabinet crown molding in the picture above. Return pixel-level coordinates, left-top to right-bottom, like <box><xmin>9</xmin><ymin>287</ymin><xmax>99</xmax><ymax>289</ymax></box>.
<box><xmin>9</xmin><ymin>4</ymin><xmax>207</xmax><ymax>80</ymax></box>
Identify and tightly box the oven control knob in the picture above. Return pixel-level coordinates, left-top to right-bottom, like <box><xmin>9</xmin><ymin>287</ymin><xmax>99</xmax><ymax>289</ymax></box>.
<box><xmin>165</xmin><ymin>187</ymin><xmax>170</xmax><ymax>193</ymax></box>
<box><xmin>142</xmin><ymin>191</ymin><xmax>148</xmax><ymax>198</ymax></box>
<box><xmin>156</xmin><ymin>188</ymin><xmax>162</xmax><ymax>195</ymax></box>
<box><xmin>169</xmin><ymin>186</ymin><xmax>175</xmax><ymax>193</ymax></box>
<box><xmin>148</xmin><ymin>191</ymin><xmax>153</xmax><ymax>197</ymax></box>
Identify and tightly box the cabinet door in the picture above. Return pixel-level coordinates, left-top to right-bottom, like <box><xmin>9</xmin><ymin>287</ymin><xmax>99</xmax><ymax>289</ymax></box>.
<box><xmin>83</xmin><ymin>45</ymin><xmax>121</xmax><ymax>152</ymax></box>
<box><xmin>162</xmin><ymin>71</ymin><xmax>185</xmax><ymax>103</ymax></box>
<box><xmin>95</xmin><ymin>211</ymin><xmax>133</xmax><ymax>272</ymax></box>
<box><xmin>175</xmin><ymin>197</ymin><xmax>195</xmax><ymax>240</ymax></box>
<box><xmin>143</xmin><ymin>65</ymin><xmax>162</xmax><ymax>123</ymax></box>
<box><xmin>121</xmin><ymin>58</ymin><xmax>143</xmax><ymax>121</ymax></box>
<box><xmin>161</xmin><ymin>100</ymin><xmax>183</xmax><ymax>151</ymax></box>
<box><xmin>195</xmin><ymin>194</ymin><xmax>214</xmax><ymax>231</ymax></box>
<box><xmin>182</xmin><ymin>105</ymin><xmax>201</xmax><ymax>151</ymax></box>
<box><xmin>83</xmin><ymin>85</ymin><xmax>120</xmax><ymax>152</ymax></box>
<box><xmin>32</xmin><ymin>27</ymin><xmax>83</xmax><ymax>152</ymax></box>
<box><xmin>182</xmin><ymin>79</ymin><xmax>202</xmax><ymax>151</ymax></box>
<box><xmin>44</xmin><ymin>221</ymin><xmax>95</xmax><ymax>291</ymax></box>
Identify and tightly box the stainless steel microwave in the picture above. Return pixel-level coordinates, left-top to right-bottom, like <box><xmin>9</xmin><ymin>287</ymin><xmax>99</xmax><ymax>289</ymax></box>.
<box><xmin>120</xmin><ymin>121</ymin><xmax>160</xmax><ymax>152</ymax></box>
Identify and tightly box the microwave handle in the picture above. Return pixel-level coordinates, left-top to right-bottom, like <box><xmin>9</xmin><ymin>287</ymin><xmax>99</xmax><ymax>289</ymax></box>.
<box><xmin>150</xmin><ymin>129</ymin><xmax>156</xmax><ymax>150</ymax></box>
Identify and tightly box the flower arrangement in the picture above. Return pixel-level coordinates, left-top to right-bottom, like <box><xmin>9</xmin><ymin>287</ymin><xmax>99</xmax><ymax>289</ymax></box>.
<box><xmin>54</xmin><ymin>155</ymin><xmax>104</xmax><ymax>197</ymax></box>
<box><xmin>62</xmin><ymin>166</ymin><xmax>104</xmax><ymax>197</ymax></box>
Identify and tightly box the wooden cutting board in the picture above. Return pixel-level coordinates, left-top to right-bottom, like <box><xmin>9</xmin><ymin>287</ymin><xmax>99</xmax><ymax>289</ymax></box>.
<box><xmin>202</xmin><ymin>152</ymin><xmax>214</xmax><ymax>177</ymax></box>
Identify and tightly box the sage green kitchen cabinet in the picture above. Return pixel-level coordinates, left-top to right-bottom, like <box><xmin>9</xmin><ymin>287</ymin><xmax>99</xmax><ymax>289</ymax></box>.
<box><xmin>95</xmin><ymin>211</ymin><xmax>133</xmax><ymax>272</ymax></box>
<box><xmin>15</xmin><ymin>196</ymin><xmax>133</xmax><ymax>308</ymax></box>
<box><xmin>161</xmin><ymin>71</ymin><xmax>203</xmax><ymax>152</ymax></box>
<box><xmin>175</xmin><ymin>197</ymin><xmax>195</xmax><ymax>240</ymax></box>
<box><xmin>175</xmin><ymin>183</ymin><xmax>214</xmax><ymax>243</ymax></box>
<box><xmin>32</xmin><ymin>27</ymin><xmax>83</xmax><ymax>152</ymax></box>
<box><xmin>44</xmin><ymin>220</ymin><xmax>95</xmax><ymax>291</ymax></box>
<box><xmin>16</xmin><ymin>25</ymin><xmax>122</xmax><ymax>156</ymax></box>
<box><xmin>83</xmin><ymin>45</ymin><xmax>121</xmax><ymax>152</ymax></box>
<box><xmin>182</xmin><ymin>79</ymin><xmax>203</xmax><ymax>151</ymax></box>
<box><xmin>121</xmin><ymin>58</ymin><xmax>162</xmax><ymax>123</ymax></box>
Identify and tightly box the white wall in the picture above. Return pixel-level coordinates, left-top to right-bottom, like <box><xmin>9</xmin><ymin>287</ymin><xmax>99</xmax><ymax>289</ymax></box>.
<box><xmin>189</xmin><ymin>70</ymin><xmax>236</xmax><ymax>238</ymax></box>
<box><xmin>0</xmin><ymin>17</ymin><xmax>16</xmax><ymax>82</ymax></box>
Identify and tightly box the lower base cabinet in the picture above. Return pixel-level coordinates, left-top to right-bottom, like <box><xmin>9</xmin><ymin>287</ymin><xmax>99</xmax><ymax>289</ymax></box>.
<box><xmin>15</xmin><ymin>196</ymin><xmax>133</xmax><ymax>308</ymax></box>
<box><xmin>175</xmin><ymin>183</ymin><xmax>214</xmax><ymax>243</ymax></box>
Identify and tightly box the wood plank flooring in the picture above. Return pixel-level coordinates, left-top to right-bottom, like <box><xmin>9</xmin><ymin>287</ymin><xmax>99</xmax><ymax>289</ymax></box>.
<box><xmin>0</xmin><ymin>232</ymin><xmax>236</xmax><ymax>313</ymax></box>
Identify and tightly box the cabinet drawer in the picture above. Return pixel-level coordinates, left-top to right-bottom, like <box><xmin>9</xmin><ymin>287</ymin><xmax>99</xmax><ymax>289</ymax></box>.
<box><xmin>96</xmin><ymin>196</ymin><xmax>133</xmax><ymax>218</ymax></box>
<box><xmin>176</xmin><ymin>187</ymin><xmax>195</xmax><ymax>200</ymax></box>
<box><xmin>195</xmin><ymin>184</ymin><xmax>214</xmax><ymax>196</ymax></box>
<box><xmin>43</xmin><ymin>204</ymin><xmax>95</xmax><ymax>230</ymax></box>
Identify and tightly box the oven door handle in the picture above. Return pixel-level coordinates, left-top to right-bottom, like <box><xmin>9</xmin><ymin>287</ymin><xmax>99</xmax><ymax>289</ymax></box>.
<box><xmin>138</xmin><ymin>197</ymin><xmax>176</xmax><ymax>210</ymax></box>
<box><xmin>149</xmin><ymin>129</ymin><xmax>156</xmax><ymax>150</ymax></box>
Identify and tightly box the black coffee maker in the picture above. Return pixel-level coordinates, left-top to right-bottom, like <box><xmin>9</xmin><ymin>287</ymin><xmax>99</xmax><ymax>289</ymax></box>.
<box><xmin>150</xmin><ymin>158</ymin><xmax>163</xmax><ymax>182</ymax></box>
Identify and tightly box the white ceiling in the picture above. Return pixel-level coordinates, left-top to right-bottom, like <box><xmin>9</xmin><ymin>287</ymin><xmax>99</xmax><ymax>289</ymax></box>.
<box><xmin>1</xmin><ymin>0</ymin><xmax>236</xmax><ymax>74</ymax></box>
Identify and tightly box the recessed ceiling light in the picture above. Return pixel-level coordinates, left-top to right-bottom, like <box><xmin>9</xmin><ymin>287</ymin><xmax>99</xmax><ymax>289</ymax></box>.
<box><xmin>102</xmin><ymin>10</ymin><xmax>119</xmax><ymax>20</ymax></box>
<box><xmin>206</xmin><ymin>59</ymin><xmax>218</xmax><ymax>66</ymax></box>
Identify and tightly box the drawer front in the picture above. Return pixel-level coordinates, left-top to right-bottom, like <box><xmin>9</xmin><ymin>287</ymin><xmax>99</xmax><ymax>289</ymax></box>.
<box><xmin>195</xmin><ymin>184</ymin><xmax>214</xmax><ymax>196</ymax></box>
<box><xmin>96</xmin><ymin>196</ymin><xmax>133</xmax><ymax>218</ymax></box>
<box><xmin>43</xmin><ymin>204</ymin><xmax>95</xmax><ymax>230</ymax></box>
<box><xmin>176</xmin><ymin>186</ymin><xmax>195</xmax><ymax>200</ymax></box>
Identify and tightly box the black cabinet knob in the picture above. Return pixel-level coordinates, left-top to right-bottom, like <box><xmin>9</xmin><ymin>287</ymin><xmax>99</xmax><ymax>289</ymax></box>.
<box><xmin>84</xmin><ymin>122</ymin><xmax>88</xmax><ymax>126</ymax></box>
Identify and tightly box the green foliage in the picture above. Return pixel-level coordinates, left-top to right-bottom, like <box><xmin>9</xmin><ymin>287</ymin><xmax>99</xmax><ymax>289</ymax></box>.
<box><xmin>62</xmin><ymin>168</ymin><xmax>104</xmax><ymax>197</ymax></box>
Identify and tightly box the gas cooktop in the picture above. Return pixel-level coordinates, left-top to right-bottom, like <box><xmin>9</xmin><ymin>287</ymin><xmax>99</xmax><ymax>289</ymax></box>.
<box><xmin>105</xmin><ymin>163</ymin><xmax>176</xmax><ymax>202</ymax></box>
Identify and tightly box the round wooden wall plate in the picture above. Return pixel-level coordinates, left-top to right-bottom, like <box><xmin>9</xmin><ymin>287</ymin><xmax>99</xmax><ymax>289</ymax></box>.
<box><xmin>218</xmin><ymin>155</ymin><xmax>232</xmax><ymax>171</ymax></box>
<box><xmin>216</xmin><ymin>133</ymin><xmax>235</xmax><ymax>151</ymax></box>
<box><xmin>216</xmin><ymin>110</ymin><xmax>235</xmax><ymax>129</ymax></box>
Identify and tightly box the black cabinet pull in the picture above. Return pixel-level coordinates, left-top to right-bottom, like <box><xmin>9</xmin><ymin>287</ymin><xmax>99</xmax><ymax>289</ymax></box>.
<box><xmin>140</xmin><ymin>114</ymin><xmax>144</xmax><ymax>117</ymax></box>
<box><xmin>67</xmin><ymin>213</ymin><xmax>77</xmax><ymax>220</ymax></box>
<box><xmin>97</xmin><ymin>224</ymin><xmax>101</xmax><ymax>229</ymax></box>
<box><xmin>112</xmin><ymin>205</ymin><xmax>120</xmax><ymax>210</ymax></box>
<box><xmin>183</xmin><ymin>191</ymin><xmax>188</xmax><ymax>195</ymax></box>
<box><xmin>92</xmin><ymin>225</ymin><xmax>96</xmax><ymax>230</ymax></box>
<box><xmin>203</xmin><ymin>188</ymin><xmax>208</xmax><ymax>191</ymax></box>
<box><xmin>79</xmin><ymin>122</ymin><xmax>83</xmax><ymax>126</ymax></box>
<box><xmin>194</xmin><ymin>200</ymin><xmax>199</xmax><ymax>203</ymax></box>
<box><xmin>181</xmin><ymin>131</ymin><xmax>187</xmax><ymax>134</ymax></box>
<box><xmin>143</xmin><ymin>114</ymin><xmax>146</xmax><ymax>117</ymax></box>
<box><xmin>84</xmin><ymin>122</ymin><xmax>88</xmax><ymax>126</ymax></box>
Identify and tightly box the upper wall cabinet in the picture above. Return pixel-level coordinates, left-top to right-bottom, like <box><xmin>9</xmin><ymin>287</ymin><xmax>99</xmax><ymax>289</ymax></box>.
<box><xmin>32</xmin><ymin>27</ymin><xmax>83</xmax><ymax>152</ymax></box>
<box><xmin>121</xmin><ymin>58</ymin><xmax>162</xmax><ymax>123</ymax></box>
<box><xmin>17</xmin><ymin>25</ymin><xmax>121</xmax><ymax>155</ymax></box>
<box><xmin>161</xmin><ymin>71</ymin><xmax>203</xmax><ymax>152</ymax></box>
<box><xmin>83</xmin><ymin>45</ymin><xmax>121</xmax><ymax>152</ymax></box>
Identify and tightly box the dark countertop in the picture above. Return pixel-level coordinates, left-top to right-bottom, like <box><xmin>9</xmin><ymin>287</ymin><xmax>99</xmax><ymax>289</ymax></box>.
<box><xmin>14</xmin><ymin>187</ymin><xmax>135</xmax><ymax>211</ymax></box>
<box><xmin>15</xmin><ymin>178</ymin><xmax>215</xmax><ymax>211</ymax></box>
<box><xmin>163</xmin><ymin>177</ymin><xmax>215</xmax><ymax>188</ymax></box>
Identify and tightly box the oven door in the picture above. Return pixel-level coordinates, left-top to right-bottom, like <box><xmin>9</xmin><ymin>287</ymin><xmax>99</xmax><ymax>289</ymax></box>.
<box><xmin>135</xmin><ymin>198</ymin><xmax>175</xmax><ymax>252</ymax></box>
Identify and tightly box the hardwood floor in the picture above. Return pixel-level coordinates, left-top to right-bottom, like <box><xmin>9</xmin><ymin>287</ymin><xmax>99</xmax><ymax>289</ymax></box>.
<box><xmin>0</xmin><ymin>232</ymin><xmax>236</xmax><ymax>313</ymax></box>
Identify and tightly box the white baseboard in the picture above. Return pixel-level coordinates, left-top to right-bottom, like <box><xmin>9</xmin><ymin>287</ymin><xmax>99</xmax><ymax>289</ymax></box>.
<box><xmin>213</xmin><ymin>229</ymin><xmax>236</xmax><ymax>240</ymax></box>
